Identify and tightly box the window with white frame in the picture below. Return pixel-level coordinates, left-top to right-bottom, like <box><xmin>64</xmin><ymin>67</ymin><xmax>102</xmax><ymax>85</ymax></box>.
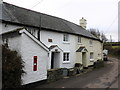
<box><xmin>28</xmin><ymin>28</ymin><xmax>36</xmax><ymax>36</ymax></box>
<box><xmin>90</xmin><ymin>52</ymin><xmax>94</xmax><ymax>60</ymax></box>
<box><xmin>63</xmin><ymin>34</ymin><xmax>69</xmax><ymax>42</ymax></box>
<box><xmin>78</xmin><ymin>36</ymin><xmax>81</xmax><ymax>43</ymax></box>
<box><xmin>63</xmin><ymin>53</ymin><xmax>70</xmax><ymax>62</ymax></box>
<box><xmin>31</xmin><ymin>29</ymin><xmax>36</xmax><ymax>36</ymax></box>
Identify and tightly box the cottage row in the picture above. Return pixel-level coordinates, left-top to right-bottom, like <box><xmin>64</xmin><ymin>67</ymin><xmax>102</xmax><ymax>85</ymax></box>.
<box><xmin>0</xmin><ymin>2</ymin><xmax>103</xmax><ymax>85</ymax></box>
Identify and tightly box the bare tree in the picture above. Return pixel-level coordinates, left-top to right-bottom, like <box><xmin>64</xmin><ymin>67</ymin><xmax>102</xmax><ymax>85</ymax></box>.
<box><xmin>88</xmin><ymin>28</ymin><xmax>108</xmax><ymax>42</ymax></box>
<box><xmin>101</xmin><ymin>33</ymin><xmax>108</xmax><ymax>42</ymax></box>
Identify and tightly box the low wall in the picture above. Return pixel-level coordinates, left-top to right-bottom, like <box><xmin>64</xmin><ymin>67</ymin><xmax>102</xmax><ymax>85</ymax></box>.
<box><xmin>47</xmin><ymin>68</ymin><xmax>63</xmax><ymax>83</ymax></box>
<box><xmin>47</xmin><ymin>65</ymin><xmax>83</xmax><ymax>83</ymax></box>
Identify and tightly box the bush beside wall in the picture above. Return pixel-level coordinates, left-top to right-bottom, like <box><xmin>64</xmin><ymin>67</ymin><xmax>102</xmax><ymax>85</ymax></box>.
<box><xmin>2</xmin><ymin>44</ymin><xmax>25</xmax><ymax>88</ymax></box>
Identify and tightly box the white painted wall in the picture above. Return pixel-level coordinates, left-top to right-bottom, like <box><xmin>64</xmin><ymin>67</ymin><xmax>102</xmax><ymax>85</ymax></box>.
<box><xmin>27</xmin><ymin>27</ymin><xmax>39</xmax><ymax>39</ymax></box>
<box><xmin>1</xmin><ymin>22</ymin><xmax>103</xmax><ymax>69</ymax></box>
<box><xmin>40</xmin><ymin>30</ymin><xmax>76</xmax><ymax>69</ymax></box>
<box><xmin>52</xmin><ymin>52</ymin><xmax>60</xmax><ymax>69</ymax></box>
<box><xmin>2</xmin><ymin>35</ymin><xmax>22</xmax><ymax>54</ymax></box>
<box><xmin>1</xmin><ymin>22</ymin><xmax>39</xmax><ymax>39</ymax></box>
<box><xmin>20</xmin><ymin>32</ymin><xmax>48</xmax><ymax>85</ymax></box>
<box><xmin>2</xmin><ymin>30</ymin><xmax>48</xmax><ymax>85</ymax></box>
<box><xmin>40</xmin><ymin>30</ymin><xmax>103</xmax><ymax>68</ymax></box>
<box><xmin>1</xmin><ymin>23</ymin><xmax>22</xmax><ymax>34</ymax></box>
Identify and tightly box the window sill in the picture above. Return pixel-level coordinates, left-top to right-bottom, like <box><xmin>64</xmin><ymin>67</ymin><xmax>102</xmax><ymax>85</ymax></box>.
<box><xmin>90</xmin><ymin>59</ymin><xmax>94</xmax><ymax>62</ymax></box>
<box><xmin>78</xmin><ymin>43</ymin><xmax>82</xmax><ymax>45</ymax></box>
<box><xmin>90</xmin><ymin>45</ymin><xmax>93</xmax><ymax>47</ymax></box>
<box><xmin>62</xmin><ymin>61</ymin><xmax>70</xmax><ymax>64</ymax></box>
<box><xmin>63</xmin><ymin>42</ymin><xmax>70</xmax><ymax>44</ymax></box>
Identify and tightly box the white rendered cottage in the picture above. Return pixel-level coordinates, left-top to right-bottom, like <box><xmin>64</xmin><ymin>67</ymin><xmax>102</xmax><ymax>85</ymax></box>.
<box><xmin>1</xmin><ymin>2</ymin><xmax>103</xmax><ymax>85</ymax></box>
<box><xmin>1</xmin><ymin>28</ymin><xmax>49</xmax><ymax>85</ymax></box>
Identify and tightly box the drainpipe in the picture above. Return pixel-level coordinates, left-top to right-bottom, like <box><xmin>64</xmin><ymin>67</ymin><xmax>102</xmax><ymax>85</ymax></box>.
<box><xmin>38</xmin><ymin>15</ymin><xmax>41</xmax><ymax>41</ymax></box>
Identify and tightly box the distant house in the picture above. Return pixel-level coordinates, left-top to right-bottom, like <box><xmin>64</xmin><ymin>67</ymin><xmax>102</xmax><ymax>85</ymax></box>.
<box><xmin>1</xmin><ymin>2</ymin><xmax>103</xmax><ymax>85</ymax></box>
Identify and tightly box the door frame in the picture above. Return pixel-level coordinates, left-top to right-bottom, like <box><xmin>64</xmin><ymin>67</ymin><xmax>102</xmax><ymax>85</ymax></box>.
<box><xmin>50</xmin><ymin>51</ymin><xmax>60</xmax><ymax>69</ymax></box>
<box><xmin>82</xmin><ymin>52</ymin><xmax>87</xmax><ymax>67</ymax></box>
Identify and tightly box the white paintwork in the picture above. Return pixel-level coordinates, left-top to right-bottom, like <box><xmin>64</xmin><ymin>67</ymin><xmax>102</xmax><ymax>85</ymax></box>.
<box><xmin>1</xmin><ymin>23</ymin><xmax>22</xmax><ymax>34</ymax></box>
<box><xmin>2</xmin><ymin>29</ymin><xmax>49</xmax><ymax>85</ymax></box>
<box><xmin>40</xmin><ymin>30</ymin><xmax>103</xmax><ymax>68</ymax></box>
<box><xmin>51</xmin><ymin>52</ymin><xmax>61</xmax><ymax>69</ymax></box>
<box><xmin>1</xmin><ymin>22</ymin><xmax>39</xmax><ymax>39</ymax></box>
<box><xmin>40</xmin><ymin>30</ymin><xmax>76</xmax><ymax>69</ymax></box>
<box><xmin>21</xmin><ymin>31</ymin><xmax>48</xmax><ymax>85</ymax></box>
<box><xmin>26</xmin><ymin>27</ymin><xmax>39</xmax><ymax>39</ymax></box>
<box><xmin>1</xmin><ymin>20</ymin><xmax>103</xmax><ymax>77</ymax></box>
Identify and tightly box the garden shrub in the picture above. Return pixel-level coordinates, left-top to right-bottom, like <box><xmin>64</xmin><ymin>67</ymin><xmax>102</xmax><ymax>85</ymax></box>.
<box><xmin>2</xmin><ymin>44</ymin><xmax>25</xmax><ymax>88</ymax></box>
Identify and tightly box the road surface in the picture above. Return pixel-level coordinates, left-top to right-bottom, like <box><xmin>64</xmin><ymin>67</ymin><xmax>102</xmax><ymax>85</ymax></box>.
<box><xmin>35</xmin><ymin>57</ymin><xmax>119</xmax><ymax>88</ymax></box>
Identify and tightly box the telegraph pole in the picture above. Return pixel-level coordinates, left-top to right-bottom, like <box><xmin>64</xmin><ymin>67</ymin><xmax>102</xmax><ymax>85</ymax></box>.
<box><xmin>110</xmin><ymin>35</ymin><xmax>112</xmax><ymax>42</ymax></box>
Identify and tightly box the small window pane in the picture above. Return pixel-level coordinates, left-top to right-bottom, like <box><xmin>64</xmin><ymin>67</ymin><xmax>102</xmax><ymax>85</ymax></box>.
<box><xmin>67</xmin><ymin>53</ymin><xmax>69</xmax><ymax>61</ymax></box>
<box><xmin>63</xmin><ymin>53</ymin><xmax>66</xmax><ymax>61</ymax></box>
<box><xmin>78</xmin><ymin>36</ymin><xmax>81</xmax><ymax>43</ymax></box>
<box><xmin>90</xmin><ymin>52</ymin><xmax>94</xmax><ymax>59</ymax></box>
<box><xmin>63</xmin><ymin>34</ymin><xmax>69</xmax><ymax>41</ymax></box>
<box><xmin>63</xmin><ymin>53</ymin><xmax>69</xmax><ymax>61</ymax></box>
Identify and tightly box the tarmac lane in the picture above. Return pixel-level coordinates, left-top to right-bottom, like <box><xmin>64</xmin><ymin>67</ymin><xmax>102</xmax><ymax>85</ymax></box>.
<box><xmin>35</xmin><ymin>57</ymin><xmax>119</xmax><ymax>88</ymax></box>
<box><xmin>83</xmin><ymin>57</ymin><xmax>119</xmax><ymax>88</ymax></box>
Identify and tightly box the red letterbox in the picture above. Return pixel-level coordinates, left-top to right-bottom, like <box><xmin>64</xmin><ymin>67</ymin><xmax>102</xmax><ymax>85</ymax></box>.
<box><xmin>33</xmin><ymin>56</ymin><xmax>37</xmax><ymax>71</ymax></box>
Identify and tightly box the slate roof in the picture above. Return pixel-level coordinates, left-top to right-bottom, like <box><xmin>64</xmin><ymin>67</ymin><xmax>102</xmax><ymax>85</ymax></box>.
<box><xmin>1</xmin><ymin>2</ymin><xmax>101</xmax><ymax>41</ymax></box>
<box><xmin>76</xmin><ymin>47</ymin><xmax>88</xmax><ymax>52</ymax></box>
<box><xmin>49</xmin><ymin>45</ymin><xmax>58</xmax><ymax>50</ymax></box>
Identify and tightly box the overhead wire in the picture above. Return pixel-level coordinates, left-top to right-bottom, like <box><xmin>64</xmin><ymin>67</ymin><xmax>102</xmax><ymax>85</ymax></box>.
<box><xmin>30</xmin><ymin>0</ymin><xmax>44</xmax><ymax>9</ymax></box>
<box><xmin>104</xmin><ymin>14</ymin><xmax>118</xmax><ymax>41</ymax></box>
<box><xmin>105</xmin><ymin>14</ymin><xmax>118</xmax><ymax>34</ymax></box>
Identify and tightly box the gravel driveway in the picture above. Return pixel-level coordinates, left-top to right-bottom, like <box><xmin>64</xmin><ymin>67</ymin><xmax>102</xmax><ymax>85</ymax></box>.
<box><xmin>35</xmin><ymin>57</ymin><xmax>119</xmax><ymax>88</ymax></box>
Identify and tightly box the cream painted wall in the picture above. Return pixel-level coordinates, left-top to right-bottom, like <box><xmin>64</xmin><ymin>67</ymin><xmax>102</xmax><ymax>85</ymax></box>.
<box><xmin>76</xmin><ymin>36</ymin><xmax>103</xmax><ymax>67</ymax></box>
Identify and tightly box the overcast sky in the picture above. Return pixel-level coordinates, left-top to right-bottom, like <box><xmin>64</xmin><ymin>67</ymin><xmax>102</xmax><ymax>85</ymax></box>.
<box><xmin>3</xmin><ymin>0</ymin><xmax>119</xmax><ymax>42</ymax></box>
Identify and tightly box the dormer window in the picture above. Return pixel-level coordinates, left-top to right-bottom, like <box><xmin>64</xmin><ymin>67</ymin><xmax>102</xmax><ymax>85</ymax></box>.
<box><xmin>63</xmin><ymin>34</ymin><xmax>69</xmax><ymax>42</ymax></box>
